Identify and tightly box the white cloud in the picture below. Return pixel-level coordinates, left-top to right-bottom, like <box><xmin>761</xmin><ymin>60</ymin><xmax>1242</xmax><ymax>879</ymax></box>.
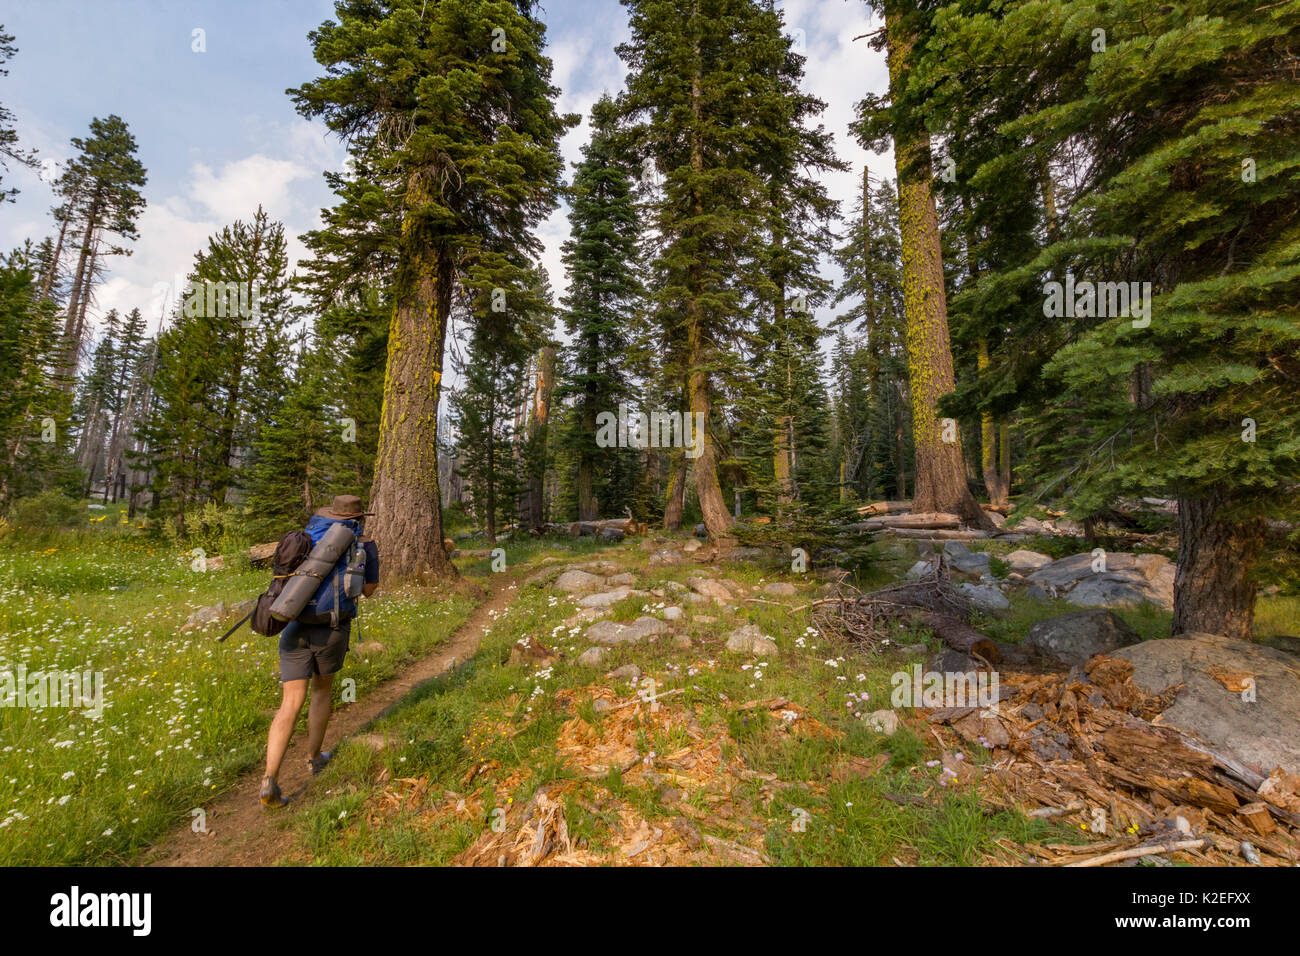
<box><xmin>187</xmin><ymin>154</ymin><xmax>314</xmax><ymax>222</ymax></box>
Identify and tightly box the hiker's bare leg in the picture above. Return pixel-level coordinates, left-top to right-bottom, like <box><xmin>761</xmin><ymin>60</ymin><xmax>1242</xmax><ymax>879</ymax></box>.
<box><xmin>265</xmin><ymin>678</ymin><xmax>308</xmax><ymax>781</ymax></box>
<box><xmin>306</xmin><ymin>673</ymin><xmax>335</xmax><ymax>760</ymax></box>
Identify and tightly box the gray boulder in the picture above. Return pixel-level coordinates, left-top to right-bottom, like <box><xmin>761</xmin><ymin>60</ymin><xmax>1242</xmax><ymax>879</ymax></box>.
<box><xmin>1025</xmin><ymin>609</ymin><xmax>1141</xmax><ymax>667</ymax></box>
<box><xmin>1026</xmin><ymin>552</ymin><xmax>1175</xmax><ymax>610</ymax></box>
<box><xmin>686</xmin><ymin>576</ymin><xmax>734</xmax><ymax>605</ymax></box>
<box><xmin>905</xmin><ymin>559</ymin><xmax>937</xmax><ymax>580</ymax></box>
<box><xmin>1005</xmin><ymin>549</ymin><xmax>1053</xmax><ymax>575</ymax></box>
<box><xmin>586</xmin><ymin>616</ymin><xmax>666</xmax><ymax>646</ymax></box>
<box><xmin>1116</xmin><ymin>633</ymin><xmax>1300</xmax><ymax>776</ymax></box>
<box><xmin>956</xmin><ymin>582</ymin><xmax>1010</xmax><ymax>612</ymax></box>
<box><xmin>725</xmin><ymin>624</ymin><xmax>778</xmax><ymax>656</ymax></box>
<box><xmin>763</xmin><ymin>582</ymin><xmax>797</xmax><ymax>597</ymax></box>
<box><xmin>555</xmin><ymin>569</ymin><xmax>606</xmax><ymax>594</ymax></box>
<box><xmin>943</xmin><ymin>541</ymin><xmax>990</xmax><ymax>574</ymax></box>
<box><xmin>577</xmin><ymin>646</ymin><xmax>610</xmax><ymax>667</ymax></box>
<box><xmin>578</xmin><ymin>586</ymin><xmax>634</xmax><ymax>608</ymax></box>
<box><xmin>181</xmin><ymin>602</ymin><xmax>227</xmax><ymax>632</ymax></box>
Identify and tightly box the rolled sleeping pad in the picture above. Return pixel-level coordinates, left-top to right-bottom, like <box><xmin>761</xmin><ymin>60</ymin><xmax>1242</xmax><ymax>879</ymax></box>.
<box><xmin>269</xmin><ymin>522</ymin><xmax>356</xmax><ymax>623</ymax></box>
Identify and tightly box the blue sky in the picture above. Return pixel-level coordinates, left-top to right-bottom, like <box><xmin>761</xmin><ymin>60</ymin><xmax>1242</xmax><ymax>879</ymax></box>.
<box><xmin>1</xmin><ymin>0</ymin><xmax>891</xmax><ymax>349</ymax></box>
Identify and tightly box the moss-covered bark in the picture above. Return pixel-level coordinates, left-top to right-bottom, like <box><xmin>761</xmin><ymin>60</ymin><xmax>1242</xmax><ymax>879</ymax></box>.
<box><xmin>366</xmin><ymin>175</ymin><xmax>454</xmax><ymax>580</ymax></box>
<box><xmin>885</xmin><ymin>1</ymin><xmax>990</xmax><ymax>528</ymax></box>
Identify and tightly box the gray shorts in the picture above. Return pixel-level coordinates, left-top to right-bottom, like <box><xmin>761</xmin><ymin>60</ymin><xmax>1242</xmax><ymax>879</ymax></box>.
<box><xmin>279</xmin><ymin>620</ymin><xmax>350</xmax><ymax>682</ymax></box>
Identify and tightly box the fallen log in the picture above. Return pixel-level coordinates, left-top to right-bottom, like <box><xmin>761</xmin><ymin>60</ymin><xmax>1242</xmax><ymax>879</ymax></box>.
<box><xmin>859</xmin><ymin>512</ymin><xmax>962</xmax><ymax>531</ymax></box>
<box><xmin>856</xmin><ymin>500</ymin><xmax>913</xmax><ymax>516</ymax></box>
<box><xmin>920</xmin><ymin>612</ymin><xmax>999</xmax><ymax>664</ymax></box>
<box><xmin>883</xmin><ymin>528</ymin><xmax>990</xmax><ymax>540</ymax></box>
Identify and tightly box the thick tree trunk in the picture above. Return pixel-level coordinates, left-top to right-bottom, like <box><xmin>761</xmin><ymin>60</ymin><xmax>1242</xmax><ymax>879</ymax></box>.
<box><xmin>366</xmin><ymin>218</ymin><xmax>455</xmax><ymax>581</ymax></box>
<box><xmin>997</xmin><ymin>421</ymin><xmax>1011</xmax><ymax>501</ymax></box>
<box><xmin>976</xmin><ymin>340</ymin><xmax>1008</xmax><ymax>506</ymax></box>
<box><xmin>663</xmin><ymin>448</ymin><xmax>686</xmax><ymax>530</ymax></box>
<box><xmin>774</xmin><ymin>414</ymin><xmax>793</xmax><ymax>509</ymax></box>
<box><xmin>893</xmin><ymin>379</ymin><xmax>908</xmax><ymax>499</ymax></box>
<box><xmin>687</xmin><ymin>322</ymin><xmax>733</xmax><ymax>537</ymax></box>
<box><xmin>885</xmin><ymin>2</ymin><xmax>991</xmax><ymax>530</ymax></box>
<box><xmin>1173</xmin><ymin>495</ymin><xmax>1264</xmax><ymax>641</ymax></box>
<box><xmin>525</xmin><ymin>345</ymin><xmax>555</xmax><ymax>532</ymax></box>
<box><xmin>577</xmin><ymin>370</ymin><xmax>597</xmax><ymax>521</ymax></box>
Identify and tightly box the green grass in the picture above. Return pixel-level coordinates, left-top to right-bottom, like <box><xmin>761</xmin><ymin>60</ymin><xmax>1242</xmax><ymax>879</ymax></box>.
<box><xmin>0</xmin><ymin>522</ymin><xmax>476</xmax><ymax>865</ymax></box>
<box><xmin>287</xmin><ymin>542</ymin><xmax>1068</xmax><ymax>866</ymax></box>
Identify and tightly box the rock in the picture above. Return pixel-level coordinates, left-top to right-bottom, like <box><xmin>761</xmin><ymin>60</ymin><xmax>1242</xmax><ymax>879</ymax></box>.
<box><xmin>682</xmin><ymin>539</ymin><xmax>703</xmax><ymax>553</ymax></box>
<box><xmin>610</xmin><ymin>664</ymin><xmax>641</xmax><ymax>681</ymax></box>
<box><xmin>956</xmin><ymin>582</ymin><xmax>1010</xmax><ymax>612</ymax></box>
<box><xmin>648</xmin><ymin>549</ymin><xmax>684</xmax><ymax>567</ymax></box>
<box><xmin>672</xmin><ymin>634</ymin><xmax>693</xmax><ymax>649</ymax></box>
<box><xmin>1024</xmin><ymin>609</ymin><xmax>1140</xmax><ymax>667</ymax></box>
<box><xmin>1005</xmin><ymin>549</ymin><xmax>1053</xmax><ymax>575</ymax></box>
<box><xmin>864</xmin><ymin>710</ymin><xmax>899</xmax><ymax>735</ymax></box>
<box><xmin>686</xmin><ymin>576</ymin><xmax>734</xmax><ymax>605</ymax></box>
<box><xmin>663</xmin><ymin>606</ymin><xmax>683</xmax><ymax>621</ymax></box>
<box><xmin>725</xmin><ymin>547</ymin><xmax>771</xmax><ymax>562</ymax></box>
<box><xmin>509</xmin><ymin>638</ymin><xmax>555</xmax><ymax>666</ymax></box>
<box><xmin>555</xmin><ymin>569</ymin><xmax>606</xmax><ymax>594</ymax></box>
<box><xmin>905</xmin><ymin>559</ymin><xmax>936</xmax><ymax>580</ymax></box>
<box><xmin>928</xmin><ymin>649</ymin><xmax>984</xmax><ymax>673</ymax></box>
<box><xmin>577</xmin><ymin>647</ymin><xmax>609</xmax><ymax>667</ymax></box>
<box><xmin>897</xmin><ymin>643</ymin><xmax>929</xmax><ymax>656</ymax></box>
<box><xmin>725</xmin><ymin>624</ymin><xmax>778</xmax><ymax>656</ymax></box>
<box><xmin>182</xmin><ymin>602</ymin><xmax>227</xmax><ymax>632</ymax></box>
<box><xmin>943</xmin><ymin>541</ymin><xmax>991</xmax><ymax>574</ymax></box>
<box><xmin>1010</xmin><ymin>515</ymin><xmax>1048</xmax><ymax>533</ymax></box>
<box><xmin>607</xmin><ymin>572</ymin><xmax>636</xmax><ymax>586</ymax></box>
<box><xmin>1115</xmin><ymin>632</ymin><xmax>1300</xmax><ymax>776</ymax></box>
<box><xmin>693</xmin><ymin>523</ymin><xmax>708</xmax><ymax>538</ymax></box>
<box><xmin>597</xmin><ymin>527</ymin><xmax>625</xmax><ymax>543</ymax></box>
<box><xmin>229</xmin><ymin>599</ymin><xmax>256</xmax><ymax>618</ymax></box>
<box><xmin>1263</xmin><ymin>635</ymin><xmax>1300</xmax><ymax>657</ymax></box>
<box><xmin>586</xmin><ymin>616</ymin><xmax>666</xmax><ymax>646</ymax></box>
<box><xmin>1026</xmin><ymin>552</ymin><xmax>1175</xmax><ymax>610</ymax></box>
<box><xmin>561</xmin><ymin>607</ymin><xmax>608</xmax><ymax>628</ymax></box>
<box><xmin>355</xmin><ymin>641</ymin><xmax>386</xmax><ymax>655</ymax></box>
<box><xmin>578</xmin><ymin>587</ymin><xmax>634</xmax><ymax>608</ymax></box>
<box><xmin>763</xmin><ymin>582</ymin><xmax>797</xmax><ymax>597</ymax></box>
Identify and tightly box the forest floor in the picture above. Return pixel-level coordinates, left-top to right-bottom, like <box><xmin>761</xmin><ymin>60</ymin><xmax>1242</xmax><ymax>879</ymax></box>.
<box><xmin>3</xmin><ymin>516</ymin><xmax>1296</xmax><ymax>866</ymax></box>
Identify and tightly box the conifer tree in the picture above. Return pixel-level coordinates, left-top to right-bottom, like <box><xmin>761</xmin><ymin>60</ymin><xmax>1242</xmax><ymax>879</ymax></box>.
<box><xmin>291</xmin><ymin>0</ymin><xmax>575</xmax><ymax>578</ymax></box>
<box><xmin>833</xmin><ymin>170</ymin><xmax>911</xmax><ymax>499</ymax></box>
<box><xmin>0</xmin><ymin>245</ymin><xmax>73</xmax><ymax>506</ymax></box>
<box><xmin>0</xmin><ymin>26</ymin><xmax>37</xmax><ymax>204</ymax></box>
<box><xmin>925</xmin><ymin>0</ymin><xmax>1300</xmax><ymax>638</ymax></box>
<box><xmin>855</xmin><ymin>1</ymin><xmax>991</xmax><ymax>527</ymax></box>
<box><xmin>557</xmin><ymin>95</ymin><xmax>644</xmax><ymax>521</ymax></box>
<box><xmin>53</xmin><ymin>116</ymin><xmax>147</xmax><ymax>378</ymax></box>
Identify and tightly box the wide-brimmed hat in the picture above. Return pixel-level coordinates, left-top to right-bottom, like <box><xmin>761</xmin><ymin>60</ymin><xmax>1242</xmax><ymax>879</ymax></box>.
<box><xmin>315</xmin><ymin>494</ymin><xmax>374</xmax><ymax>520</ymax></box>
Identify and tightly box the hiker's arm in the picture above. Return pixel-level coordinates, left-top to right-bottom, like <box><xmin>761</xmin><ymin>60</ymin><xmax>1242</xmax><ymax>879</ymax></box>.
<box><xmin>361</xmin><ymin>539</ymin><xmax>379</xmax><ymax>598</ymax></box>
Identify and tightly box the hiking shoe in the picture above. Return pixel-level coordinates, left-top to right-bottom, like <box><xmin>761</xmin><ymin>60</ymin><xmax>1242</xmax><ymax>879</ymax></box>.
<box><xmin>307</xmin><ymin>751</ymin><xmax>332</xmax><ymax>776</ymax></box>
<box><xmin>259</xmin><ymin>776</ymin><xmax>288</xmax><ymax>809</ymax></box>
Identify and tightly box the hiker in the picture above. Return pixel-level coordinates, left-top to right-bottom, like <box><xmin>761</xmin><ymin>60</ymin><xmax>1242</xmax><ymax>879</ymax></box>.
<box><xmin>260</xmin><ymin>494</ymin><xmax>379</xmax><ymax>808</ymax></box>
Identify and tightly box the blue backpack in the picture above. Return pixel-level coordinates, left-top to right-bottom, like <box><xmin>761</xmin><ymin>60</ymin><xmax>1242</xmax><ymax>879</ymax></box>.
<box><xmin>300</xmin><ymin>515</ymin><xmax>364</xmax><ymax>625</ymax></box>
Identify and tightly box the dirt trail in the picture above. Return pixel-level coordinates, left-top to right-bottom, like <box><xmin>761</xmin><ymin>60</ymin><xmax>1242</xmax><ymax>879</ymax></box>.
<box><xmin>141</xmin><ymin>570</ymin><xmax>523</xmax><ymax>866</ymax></box>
